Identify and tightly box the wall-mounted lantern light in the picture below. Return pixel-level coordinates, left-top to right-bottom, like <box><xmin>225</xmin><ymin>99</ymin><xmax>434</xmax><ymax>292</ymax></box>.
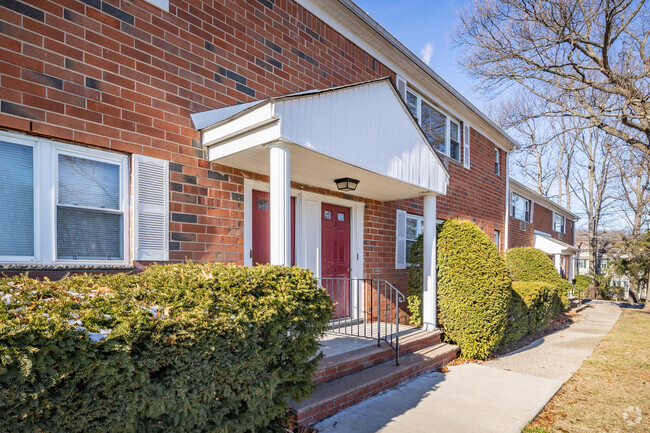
<box><xmin>334</xmin><ymin>177</ymin><xmax>360</xmax><ymax>191</ymax></box>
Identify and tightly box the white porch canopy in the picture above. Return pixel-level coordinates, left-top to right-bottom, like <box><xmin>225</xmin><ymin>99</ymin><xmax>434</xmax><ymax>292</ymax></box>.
<box><xmin>191</xmin><ymin>78</ymin><xmax>449</xmax><ymax>330</ymax></box>
<box><xmin>535</xmin><ymin>233</ymin><xmax>579</xmax><ymax>280</ymax></box>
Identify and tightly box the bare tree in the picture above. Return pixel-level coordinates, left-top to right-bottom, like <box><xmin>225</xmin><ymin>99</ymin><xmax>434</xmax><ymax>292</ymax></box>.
<box><xmin>570</xmin><ymin>128</ymin><xmax>618</xmax><ymax>295</ymax></box>
<box><xmin>612</xmin><ymin>145</ymin><xmax>650</xmax><ymax>235</ymax></box>
<box><xmin>455</xmin><ymin>0</ymin><xmax>650</xmax><ymax>156</ymax></box>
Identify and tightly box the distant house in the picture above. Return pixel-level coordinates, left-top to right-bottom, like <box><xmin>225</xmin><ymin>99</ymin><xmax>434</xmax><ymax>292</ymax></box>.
<box><xmin>507</xmin><ymin>179</ymin><xmax>579</xmax><ymax>281</ymax></box>
<box><xmin>575</xmin><ymin>231</ymin><xmax>643</xmax><ymax>300</ymax></box>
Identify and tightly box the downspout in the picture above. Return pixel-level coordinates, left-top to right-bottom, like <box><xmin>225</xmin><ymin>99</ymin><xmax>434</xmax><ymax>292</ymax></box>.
<box><xmin>504</xmin><ymin>151</ymin><xmax>510</xmax><ymax>250</ymax></box>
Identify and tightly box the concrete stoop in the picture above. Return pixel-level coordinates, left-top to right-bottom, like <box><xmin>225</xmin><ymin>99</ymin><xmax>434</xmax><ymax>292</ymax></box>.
<box><xmin>294</xmin><ymin>331</ymin><xmax>457</xmax><ymax>426</ymax></box>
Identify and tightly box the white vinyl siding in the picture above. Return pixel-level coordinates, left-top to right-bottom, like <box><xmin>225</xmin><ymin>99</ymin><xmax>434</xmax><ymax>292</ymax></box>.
<box><xmin>0</xmin><ymin>131</ymin><xmax>129</xmax><ymax>265</ymax></box>
<box><xmin>134</xmin><ymin>155</ymin><xmax>169</xmax><ymax>261</ymax></box>
<box><xmin>406</xmin><ymin>89</ymin><xmax>462</xmax><ymax>162</ymax></box>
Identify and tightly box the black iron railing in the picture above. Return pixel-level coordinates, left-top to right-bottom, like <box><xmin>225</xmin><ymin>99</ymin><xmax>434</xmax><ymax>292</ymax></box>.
<box><xmin>319</xmin><ymin>278</ymin><xmax>406</xmax><ymax>365</ymax></box>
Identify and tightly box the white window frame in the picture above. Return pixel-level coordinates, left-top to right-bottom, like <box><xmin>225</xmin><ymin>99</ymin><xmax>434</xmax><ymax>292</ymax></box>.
<box><xmin>406</xmin><ymin>213</ymin><xmax>423</xmax><ymax>264</ymax></box>
<box><xmin>553</xmin><ymin>212</ymin><xmax>566</xmax><ymax>233</ymax></box>
<box><xmin>494</xmin><ymin>148</ymin><xmax>500</xmax><ymax>175</ymax></box>
<box><xmin>0</xmin><ymin>130</ymin><xmax>130</xmax><ymax>265</ymax></box>
<box><xmin>406</xmin><ymin>89</ymin><xmax>462</xmax><ymax>162</ymax></box>
<box><xmin>511</xmin><ymin>193</ymin><xmax>530</xmax><ymax>222</ymax></box>
<box><xmin>494</xmin><ymin>230</ymin><xmax>500</xmax><ymax>249</ymax></box>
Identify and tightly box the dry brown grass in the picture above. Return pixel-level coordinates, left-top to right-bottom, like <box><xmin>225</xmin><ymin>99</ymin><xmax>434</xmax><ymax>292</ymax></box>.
<box><xmin>525</xmin><ymin>306</ymin><xmax>650</xmax><ymax>433</ymax></box>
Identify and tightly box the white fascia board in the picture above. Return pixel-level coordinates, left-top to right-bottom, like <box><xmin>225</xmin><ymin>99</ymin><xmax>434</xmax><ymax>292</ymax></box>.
<box><xmin>207</xmin><ymin>121</ymin><xmax>281</xmax><ymax>161</ymax></box>
<box><xmin>202</xmin><ymin>102</ymin><xmax>276</xmax><ymax>147</ymax></box>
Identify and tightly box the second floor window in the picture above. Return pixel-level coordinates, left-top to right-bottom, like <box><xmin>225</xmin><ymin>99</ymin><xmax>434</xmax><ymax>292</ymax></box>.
<box><xmin>511</xmin><ymin>193</ymin><xmax>530</xmax><ymax>222</ymax></box>
<box><xmin>406</xmin><ymin>89</ymin><xmax>461</xmax><ymax>162</ymax></box>
<box><xmin>553</xmin><ymin>213</ymin><xmax>566</xmax><ymax>233</ymax></box>
<box><xmin>494</xmin><ymin>148</ymin><xmax>500</xmax><ymax>175</ymax></box>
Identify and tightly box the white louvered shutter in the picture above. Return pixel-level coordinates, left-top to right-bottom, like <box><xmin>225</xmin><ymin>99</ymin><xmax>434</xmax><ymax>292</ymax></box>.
<box><xmin>395</xmin><ymin>209</ymin><xmax>407</xmax><ymax>269</ymax></box>
<box><xmin>395</xmin><ymin>75</ymin><xmax>407</xmax><ymax>101</ymax></box>
<box><xmin>530</xmin><ymin>201</ymin><xmax>535</xmax><ymax>223</ymax></box>
<box><xmin>463</xmin><ymin>123</ymin><xmax>471</xmax><ymax>169</ymax></box>
<box><xmin>134</xmin><ymin>154</ymin><xmax>169</xmax><ymax>261</ymax></box>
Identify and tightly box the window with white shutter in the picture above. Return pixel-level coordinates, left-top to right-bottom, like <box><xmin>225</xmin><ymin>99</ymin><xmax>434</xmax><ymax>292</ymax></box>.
<box><xmin>463</xmin><ymin>123</ymin><xmax>471</xmax><ymax>169</ymax></box>
<box><xmin>134</xmin><ymin>154</ymin><xmax>169</xmax><ymax>261</ymax></box>
<box><xmin>395</xmin><ymin>209</ymin><xmax>407</xmax><ymax>269</ymax></box>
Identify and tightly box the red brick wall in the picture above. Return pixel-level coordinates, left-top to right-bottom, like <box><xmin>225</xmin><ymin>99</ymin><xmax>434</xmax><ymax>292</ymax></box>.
<box><xmin>0</xmin><ymin>0</ymin><xmax>390</xmax><ymax>266</ymax></box>
<box><xmin>437</xmin><ymin>128</ymin><xmax>507</xmax><ymax>248</ymax></box>
<box><xmin>0</xmin><ymin>0</ymin><xmax>511</xmax><ymax>293</ymax></box>
<box><xmin>508</xmin><ymin>200</ymin><xmax>576</xmax><ymax>249</ymax></box>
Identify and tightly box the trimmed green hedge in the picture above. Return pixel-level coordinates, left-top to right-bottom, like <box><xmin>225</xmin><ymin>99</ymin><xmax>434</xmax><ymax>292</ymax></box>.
<box><xmin>437</xmin><ymin>220</ymin><xmax>511</xmax><ymax>359</ymax></box>
<box><xmin>0</xmin><ymin>263</ymin><xmax>332</xmax><ymax>433</ymax></box>
<box><xmin>505</xmin><ymin>247</ymin><xmax>572</xmax><ymax>314</ymax></box>
<box><xmin>512</xmin><ymin>281</ymin><xmax>556</xmax><ymax>333</ymax></box>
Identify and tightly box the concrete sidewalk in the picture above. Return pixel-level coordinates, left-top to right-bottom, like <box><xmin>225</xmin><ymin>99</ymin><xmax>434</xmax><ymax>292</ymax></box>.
<box><xmin>314</xmin><ymin>302</ymin><xmax>622</xmax><ymax>433</ymax></box>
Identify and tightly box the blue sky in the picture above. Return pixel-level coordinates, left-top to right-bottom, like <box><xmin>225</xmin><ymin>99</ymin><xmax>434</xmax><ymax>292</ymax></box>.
<box><xmin>353</xmin><ymin>0</ymin><xmax>482</xmax><ymax>109</ymax></box>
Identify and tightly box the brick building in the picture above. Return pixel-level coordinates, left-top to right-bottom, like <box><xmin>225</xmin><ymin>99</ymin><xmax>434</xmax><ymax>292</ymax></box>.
<box><xmin>0</xmin><ymin>0</ymin><xmax>580</xmax><ymax>330</ymax></box>
<box><xmin>508</xmin><ymin>179</ymin><xmax>579</xmax><ymax>280</ymax></box>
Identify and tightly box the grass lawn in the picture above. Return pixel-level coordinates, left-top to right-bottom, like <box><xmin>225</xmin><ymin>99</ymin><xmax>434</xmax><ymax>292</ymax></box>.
<box><xmin>523</xmin><ymin>306</ymin><xmax>650</xmax><ymax>433</ymax></box>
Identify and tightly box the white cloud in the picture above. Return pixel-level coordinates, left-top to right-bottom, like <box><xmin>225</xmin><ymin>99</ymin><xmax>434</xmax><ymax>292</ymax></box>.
<box><xmin>420</xmin><ymin>41</ymin><xmax>434</xmax><ymax>66</ymax></box>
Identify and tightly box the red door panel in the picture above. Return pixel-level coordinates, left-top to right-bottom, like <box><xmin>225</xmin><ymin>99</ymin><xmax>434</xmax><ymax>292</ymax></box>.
<box><xmin>321</xmin><ymin>203</ymin><xmax>351</xmax><ymax>318</ymax></box>
<box><xmin>251</xmin><ymin>190</ymin><xmax>295</xmax><ymax>265</ymax></box>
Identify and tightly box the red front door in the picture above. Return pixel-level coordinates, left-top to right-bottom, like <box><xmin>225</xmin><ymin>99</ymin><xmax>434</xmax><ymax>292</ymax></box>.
<box><xmin>251</xmin><ymin>190</ymin><xmax>295</xmax><ymax>265</ymax></box>
<box><xmin>321</xmin><ymin>203</ymin><xmax>351</xmax><ymax>318</ymax></box>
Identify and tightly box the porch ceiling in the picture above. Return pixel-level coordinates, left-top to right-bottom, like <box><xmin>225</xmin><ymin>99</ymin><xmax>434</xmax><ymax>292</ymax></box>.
<box><xmin>216</xmin><ymin>143</ymin><xmax>428</xmax><ymax>201</ymax></box>
<box><xmin>191</xmin><ymin>78</ymin><xmax>449</xmax><ymax>201</ymax></box>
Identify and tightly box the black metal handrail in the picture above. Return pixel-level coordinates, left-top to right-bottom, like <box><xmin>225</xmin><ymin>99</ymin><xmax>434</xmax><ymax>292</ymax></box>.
<box><xmin>319</xmin><ymin>277</ymin><xmax>406</xmax><ymax>365</ymax></box>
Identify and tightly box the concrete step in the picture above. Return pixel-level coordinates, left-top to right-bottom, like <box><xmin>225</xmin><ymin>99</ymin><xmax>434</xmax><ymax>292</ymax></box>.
<box><xmin>295</xmin><ymin>342</ymin><xmax>458</xmax><ymax>426</ymax></box>
<box><xmin>313</xmin><ymin>329</ymin><xmax>441</xmax><ymax>384</ymax></box>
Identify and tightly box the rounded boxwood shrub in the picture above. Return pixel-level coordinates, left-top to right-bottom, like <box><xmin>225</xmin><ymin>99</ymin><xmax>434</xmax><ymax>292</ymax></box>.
<box><xmin>437</xmin><ymin>220</ymin><xmax>511</xmax><ymax>359</ymax></box>
<box><xmin>0</xmin><ymin>263</ymin><xmax>332</xmax><ymax>433</ymax></box>
<box><xmin>505</xmin><ymin>247</ymin><xmax>572</xmax><ymax>314</ymax></box>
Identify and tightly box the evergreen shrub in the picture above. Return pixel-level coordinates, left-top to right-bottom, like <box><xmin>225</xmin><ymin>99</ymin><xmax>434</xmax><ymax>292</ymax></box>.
<box><xmin>0</xmin><ymin>263</ymin><xmax>331</xmax><ymax>433</ymax></box>
<box><xmin>505</xmin><ymin>247</ymin><xmax>572</xmax><ymax>314</ymax></box>
<box><xmin>437</xmin><ymin>220</ymin><xmax>511</xmax><ymax>359</ymax></box>
<box><xmin>511</xmin><ymin>281</ymin><xmax>556</xmax><ymax>333</ymax></box>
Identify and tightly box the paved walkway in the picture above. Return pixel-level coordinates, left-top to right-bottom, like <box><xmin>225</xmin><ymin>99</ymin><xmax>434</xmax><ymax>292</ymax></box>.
<box><xmin>314</xmin><ymin>302</ymin><xmax>622</xmax><ymax>433</ymax></box>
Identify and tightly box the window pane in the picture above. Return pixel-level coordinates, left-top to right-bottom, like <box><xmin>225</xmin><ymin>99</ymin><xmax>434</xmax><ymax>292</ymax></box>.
<box><xmin>512</xmin><ymin>195</ymin><xmax>528</xmax><ymax>221</ymax></box>
<box><xmin>57</xmin><ymin>207</ymin><xmax>122</xmax><ymax>259</ymax></box>
<box><xmin>406</xmin><ymin>217</ymin><xmax>418</xmax><ymax>241</ymax></box>
<box><xmin>421</xmin><ymin>101</ymin><xmax>446</xmax><ymax>153</ymax></box>
<box><xmin>0</xmin><ymin>141</ymin><xmax>34</xmax><ymax>256</ymax></box>
<box><xmin>406</xmin><ymin>91</ymin><xmax>418</xmax><ymax>118</ymax></box>
<box><xmin>58</xmin><ymin>154</ymin><xmax>120</xmax><ymax>209</ymax></box>
<box><xmin>450</xmin><ymin>139</ymin><xmax>460</xmax><ymax>161</ymax></box>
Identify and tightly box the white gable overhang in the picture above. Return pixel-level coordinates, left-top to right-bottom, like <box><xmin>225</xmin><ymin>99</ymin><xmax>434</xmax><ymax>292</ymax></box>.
<box><xmin>191</xmin><ymin>78</ymin><xmax>449</xmax><ymax>201</ymax></box>
<box><xmin>534</xmin><ymin>233</ymin><xmax>579</xmax><ymax>255</ymax></box>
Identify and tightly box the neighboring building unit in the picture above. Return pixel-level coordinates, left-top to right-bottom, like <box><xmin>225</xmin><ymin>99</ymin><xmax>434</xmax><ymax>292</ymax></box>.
<box><xmin>507</xmin><ymin>179</ymin><xmax>579</xmax><ymax>281</ymax></box>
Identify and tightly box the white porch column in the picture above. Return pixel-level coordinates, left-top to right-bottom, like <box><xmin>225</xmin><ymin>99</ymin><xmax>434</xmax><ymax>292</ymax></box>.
<box><xmin>269</xmin><ymin>144</ymin><xmax>291</xmax><ymax>266</ymax></box>
<box><xmin>422</xmin><ymin>194</ymin><xmax>437</xmax><ymax>331</ymax></box>
<box><xmin>554</xmin><ymin>254</ymin><xmax>562</xmax><ymax>276</ymax></box>
<box><xmin>568</xmin><ymin>254</ymin><xmax>575</xmax><ymax>281</ymax></box>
